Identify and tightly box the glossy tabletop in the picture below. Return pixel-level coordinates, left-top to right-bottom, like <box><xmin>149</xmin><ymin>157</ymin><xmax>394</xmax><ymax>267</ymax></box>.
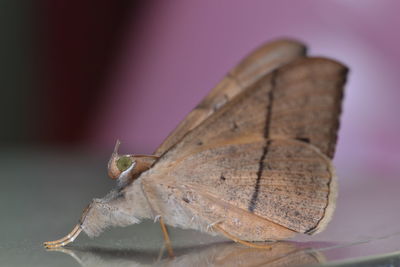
<box><xmin>1</xmin><ymin>149</ymin><xmax>399</xmax><ymax>266</ymax></box>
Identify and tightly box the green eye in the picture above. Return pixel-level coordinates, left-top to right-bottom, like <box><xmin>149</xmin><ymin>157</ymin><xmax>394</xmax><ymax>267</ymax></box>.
<box><xmin>116</xmin><ymin>156</ymin><xmax>133</xmax><ymax>172</ymax></box>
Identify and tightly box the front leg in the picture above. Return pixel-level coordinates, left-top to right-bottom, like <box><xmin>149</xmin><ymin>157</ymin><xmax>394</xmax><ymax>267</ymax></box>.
<box><xmin>43</xmin><ymin>224</ymin><xmax>82</xmax><ymax>248</ymax></box>
<box><xmin>44</xmin><ymin>195</ymin><xmax>140</xmax><ymax>248</ymax></box>
<box><xmin>43</xmin><ymin>201</ymin><xmax>99</xmax><ymax>249</ymax></box>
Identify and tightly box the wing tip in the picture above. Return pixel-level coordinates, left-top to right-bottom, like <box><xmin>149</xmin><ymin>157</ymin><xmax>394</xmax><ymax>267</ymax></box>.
<box><xmin>254</xmin><ymin>38</ymin><xmax>308</xmax><ymax>57</ymax></box>
<box><xmin>264</xmin><ymin>38</ymin><xmax>307</xmax><ymax>48</ymax></box>
<box><xmin>290</xmin><ymin>56</ymin><xmax>349</xmax><ymax>74</ymax></box>
<box><xmin>232</xmin><ymin>39</ymin><xmax>308</xmax><ymax>74</ymax></box>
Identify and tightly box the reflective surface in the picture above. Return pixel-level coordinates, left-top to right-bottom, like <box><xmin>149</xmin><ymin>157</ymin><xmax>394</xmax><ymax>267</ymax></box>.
<box><xmin>49</xmin><ymin>242</ymin><xmax>326</xmax><ymax>267</ymax></box>
<box><xmin>1</xmin><ymin>150</ymin><xmax>399</xmax><ymax>266</ymax></box>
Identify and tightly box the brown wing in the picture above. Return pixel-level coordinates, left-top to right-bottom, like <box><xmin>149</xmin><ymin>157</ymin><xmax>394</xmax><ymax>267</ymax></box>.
<box><xmin>147</xmin><ymin>57</ymin><xmax>347</xmax><ymax>235</ymax></box>
<box><xmin>269</xmin><ymin>58</ymin><xmax>347</xmax><ymax>158</ymax></box>
<box><xmin>154</xmin><ymin>39</ymin><xmax>306</xmax><ymax>156</ymax></box>
<box><xmin>158</xmin><ymin>139</ymin><xmax>335</xmax><ymax>236</ymax></box>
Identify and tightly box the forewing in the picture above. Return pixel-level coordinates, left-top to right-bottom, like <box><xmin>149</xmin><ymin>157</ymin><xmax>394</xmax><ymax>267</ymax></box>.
<box><xmin>149</xmin><ymin>57</ymin><xmax>347</xmax><ymax>233</ymax></box>
<box><xmin>162</xmin><ymin>139</ymin><xmax>335</xmax><ymax>234</ymax></box>
<box><xmin>155</xmin><ymin>39</ymin><xmax>306</xmax><ymax>155</ymax></box>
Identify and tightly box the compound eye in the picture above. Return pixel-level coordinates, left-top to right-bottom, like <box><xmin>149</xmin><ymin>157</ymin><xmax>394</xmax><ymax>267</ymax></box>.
<box><xmin>116</xmin><ymin>156</ymin><xmax>133</xmax><ymax>172</ymax></box>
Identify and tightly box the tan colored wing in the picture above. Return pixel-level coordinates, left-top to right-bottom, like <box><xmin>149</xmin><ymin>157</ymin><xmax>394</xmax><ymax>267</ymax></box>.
<box><xmin>269</xmin><ymin>58</ymin><xmax>347</xmax><ymax>158</ymax></box>
<box><xmin>154</xmin><ymin>39</ymin><xmax>307</xmax><ymax>156</ymax></box>
<box><xmin>159</xmin><ymin>139</ymin><xmax>335</xmax><ymax>236</ymax></box>
<box><xmin>147</xmin><ymin>57</ymin><xmax>347</xmax><ymax>235</ymax></box>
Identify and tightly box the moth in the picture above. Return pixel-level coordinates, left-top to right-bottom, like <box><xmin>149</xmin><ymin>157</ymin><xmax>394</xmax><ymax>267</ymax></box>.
<box><xmin>44</xmin><ymin>39</ymin><xmax>347</xmax><ymax>249</ymax></box>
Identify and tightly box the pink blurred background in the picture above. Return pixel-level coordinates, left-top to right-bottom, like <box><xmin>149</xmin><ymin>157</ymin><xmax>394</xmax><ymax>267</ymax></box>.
<box><xmin>90</xmin><ymin>0</ymin><xmax>400</xmax><ymax>174</ymax></box>
<box><xmin>4</xmin><ymin>0</ymin><xmax>399</xmax><ymax>174</ymax></box>
<box><xmin>1</xmin><ymin>2</ymin><xmax>400</xmax><ymax>263</ymax></box>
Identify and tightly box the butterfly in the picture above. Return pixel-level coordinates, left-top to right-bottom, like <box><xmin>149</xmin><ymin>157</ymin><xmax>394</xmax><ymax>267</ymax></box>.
<box><xmin>44</xmin><ymin>39</ymin><xmax>347</xmax><ymax>249</ymax></box>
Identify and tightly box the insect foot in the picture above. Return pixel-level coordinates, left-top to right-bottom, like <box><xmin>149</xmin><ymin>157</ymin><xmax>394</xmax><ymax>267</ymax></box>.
<box><xmin>43</xmin><ymin>224</ymin><xmax>82</xmax><ymax>249</ymax></box>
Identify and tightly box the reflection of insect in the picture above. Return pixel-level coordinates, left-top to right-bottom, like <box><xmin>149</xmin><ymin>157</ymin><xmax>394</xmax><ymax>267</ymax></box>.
<box><xmin>52</xmin><ymin>242</ymin><xmax>325</xmax><ymax>266</ymax></box>
<box><xmin>44</xmin><ymin>39</ymin><xmax>347</xmax><ymax>250</ymax></box>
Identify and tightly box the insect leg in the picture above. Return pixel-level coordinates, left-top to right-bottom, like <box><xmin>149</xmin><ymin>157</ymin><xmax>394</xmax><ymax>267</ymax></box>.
<box><xmin>140</xmin><ymin>180</ymin><xmax>174</xmax><ymax>257</ymax></box>
<box><xmin>43</xmin><ymin>199</ymin><xmax>112</xmax><ymax>248</ymax></box>
<box><xmin>206</xmin><ymin>219</ymin><xmax>224</xmax><ymax>232</ymax></box>
<box><xmin>159</xmin><ymin>217</ymin><xmax>174</xmax><ymax>257</ymax></box>
<box><xmin>43</xmin><ymin>224</ymin><xmax>82</xmax><ymax>249</ymax></box>
<box><xmin>154</xmin><ymin>214</ymin><xmax>161</xmax><ymax>223</ymax></box>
